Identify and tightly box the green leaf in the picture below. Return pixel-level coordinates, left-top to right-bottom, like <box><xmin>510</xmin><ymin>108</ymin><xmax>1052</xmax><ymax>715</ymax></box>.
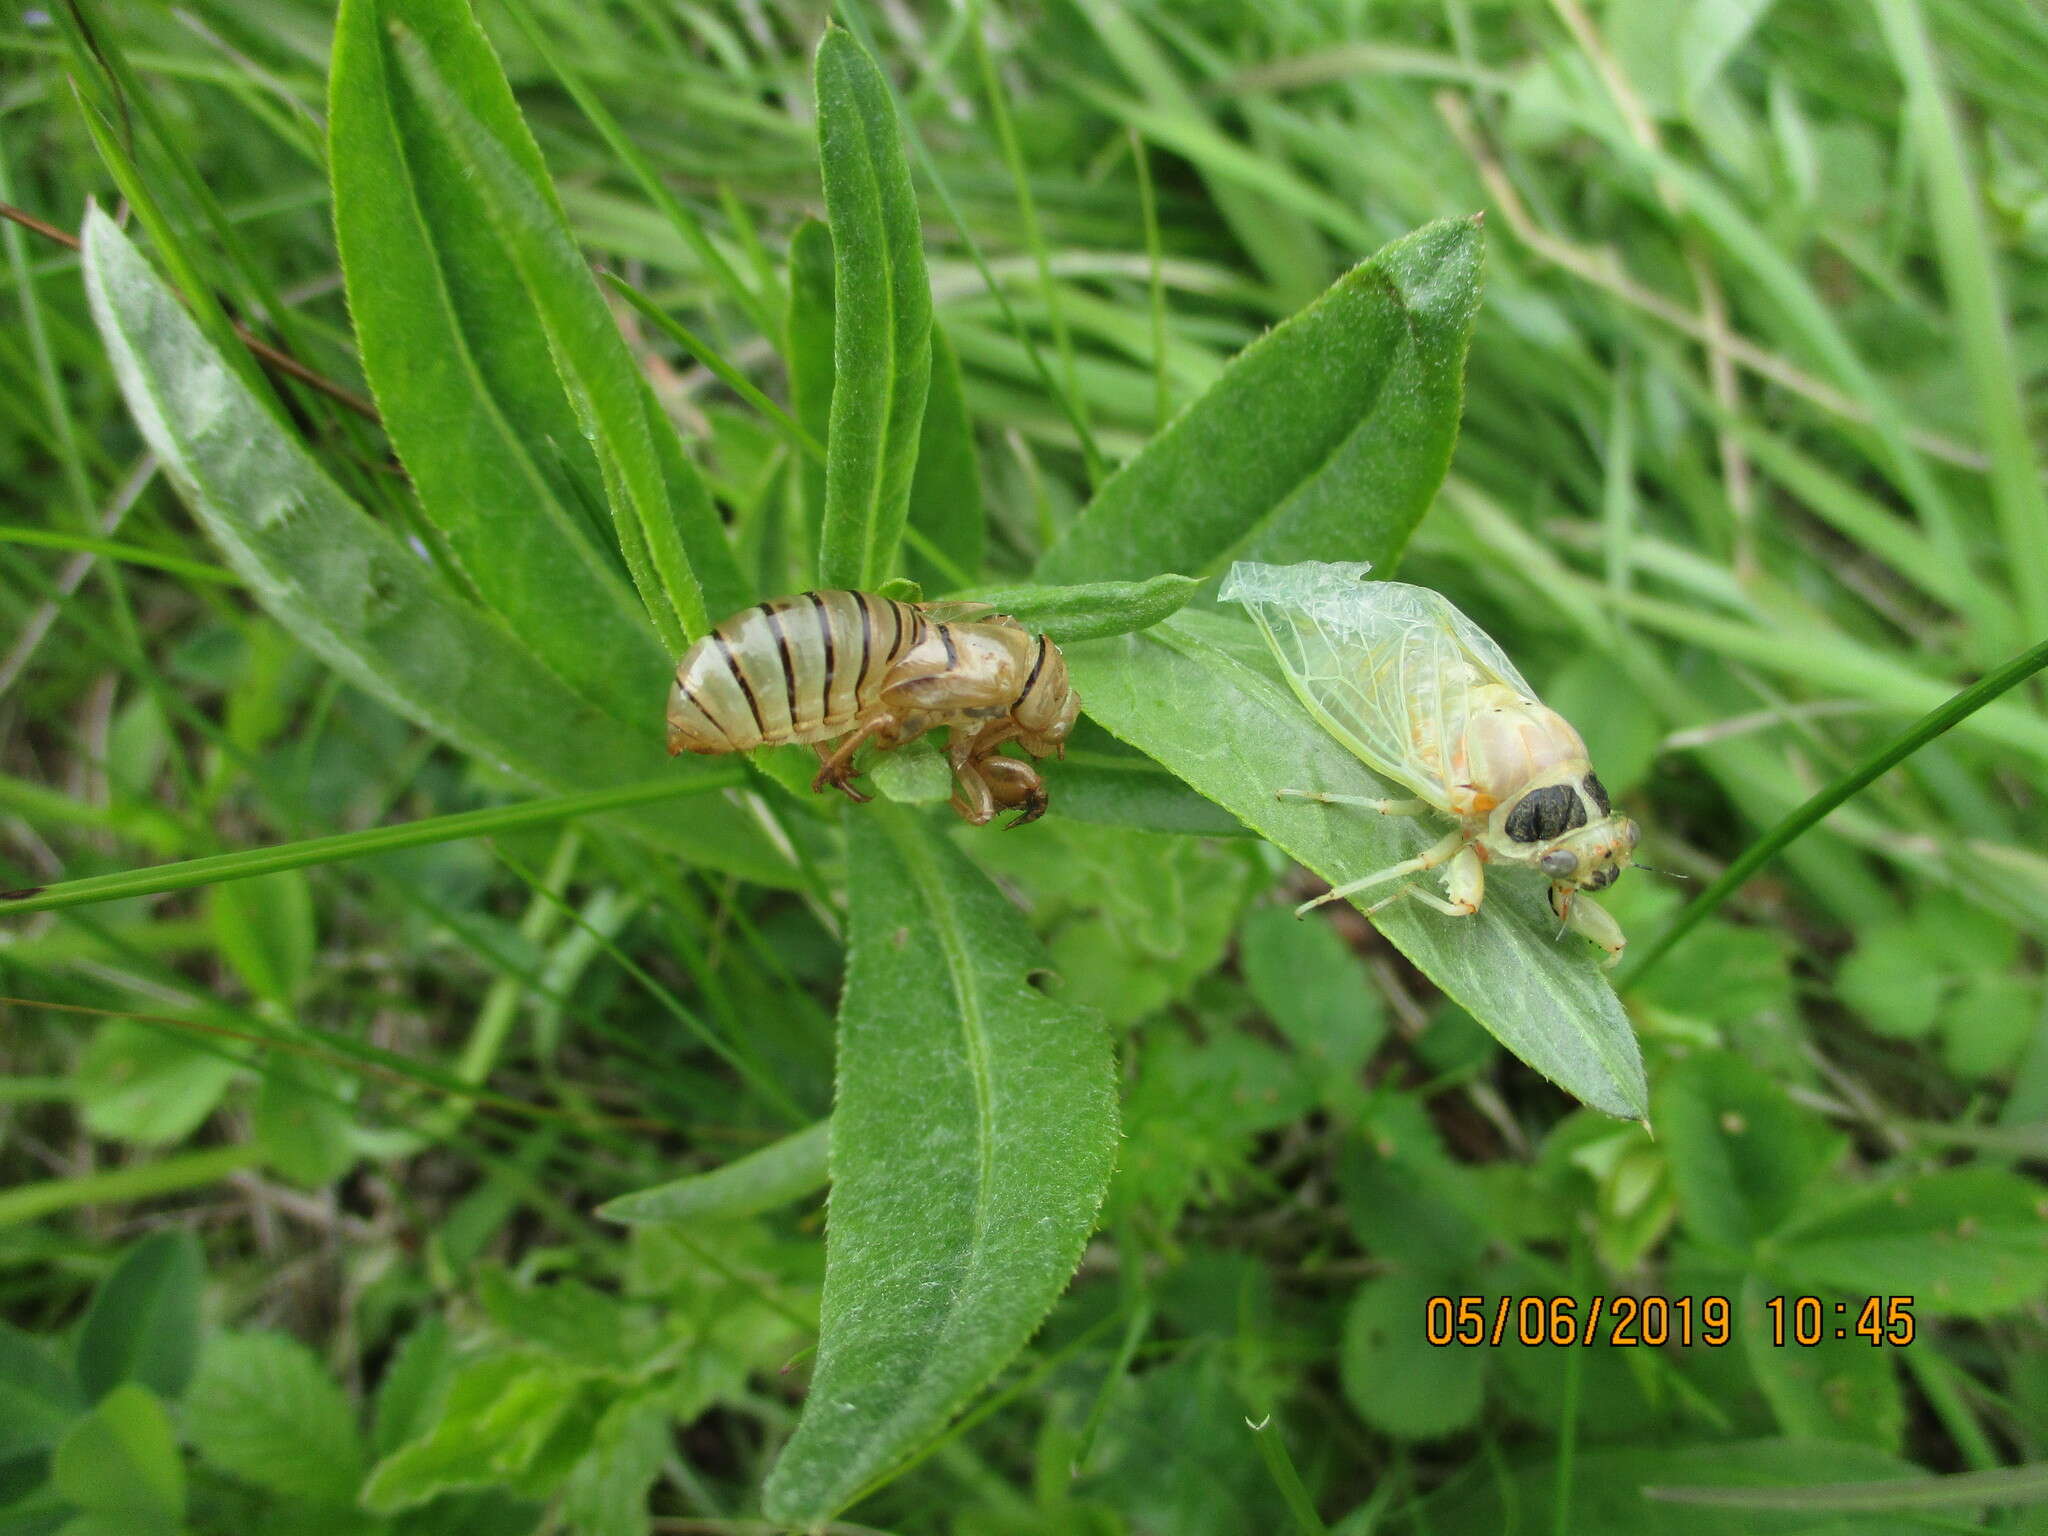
<box><xmin>81</xmin><ymin>206</ymin><xmax>788</xmax><ymax>887</ymax></box>
<box><xmin>208</xmin><ymin>870</ymin><xmax>315</xmax><ymax>1008</ymax></box>
<box><xmin>474</xmin><ymin>1267</ymin><xmax>635</xmax><ymax>1371</ymax></box>
<box><xmin>868</xmin><ymin>735</ymin><xmax>955</xmax><ymax>805</ymax></box>
<box><xmin>0</xmin><ymin>1324</ymin><xmax>84</xmax><ymax>1459</ymax></box>
<box><xmin>559</xmin><ymin>1392</ymin><xmax>669</xmax><ymax>1536</ymax></box>
<box><xmin>599</xmin><ymin>1120</ymin><xmax>830</xmax><ymax>1225</ymax></box>
<box><xmin>1942</xmin><ymin>974</ymin><xmax>2041</xmax><ymax>1080</ymax></box>
<box><xmin>362</xmin><ymin>1355</ymin><xmax>595</xmax><ymax>1512</ymax></box>
<box><xmin>1679</xmin><ymin>0</ymin><xmax>1777</xmax><ymax>108</ymax></box>
<box><xmin>1736</xmin><ymin>1279</ymin><xmax>1903</xmax><ymax>1452</ymax></box>
<box><xmin>184</xmin><ymin>1332</ymin><xmax>364</xmax><ymax>1505</ymax></box>
<box><xmin>957</xmin><ymin>574</ymin><xmax>1201</xmax><ymax>644</ymax></box>
<box><xmin>371</xmin><ymin>1318</ymin><xmax>452</xmax><ymax>1458</ymax></box>
<box><xmin>254</xmin><ymin>1058</ymin><xmax>356</xmax><ymax>1188</ymax></box>
<box><xmin>387</xmin><ymin>22</ymin><xmax>733</xmax><ymax>652</ymax></box>
<box><xmin>1238</xmin><ymin>904</ymin><xmax>1385</xmax><ymax>1080</ymax></box>
<box><xmin>905</xmin><ymin>325</ymin><xmax>983</xmax><ymax>589</ymax></box>
<box><xmin>74</xmin><ymin>1231</ymin><xmax>204</xmax><ymax>1403</ymax></box>
<box><xmin>813</xmin><ymin>27</ymin><xmax>935</xmax><ymax>590</ymax></box>
<box><xmin>1654</xmin><ymin>1052</ymin><xmax>1829</xmax><ymax>1255</ymax></box>
<box><xmin>1338</xmin><ymin>1099</ymin><xmax>1491</xmax><ymax>1276</ymax></box>
<box><xmin>50</xmin><ymin>1386</ymin><xmax>182</xmax><ymax>1531</ymax></box>
<box><xmin>1037</xmin><ymin>219</ymin><xmax>1481</xmax><ymax>586</ymax></box>
<box><xmin>1765</xmin><ymin>1167</ymin><xmax>2048</xmax><ymax>1317</ymax></box>
<box><xmin>1068</xmin><ymin>612</ymin><xmax>1647</xmax><ymax>1117</ymax></box>
<box><xmin>760</xmin><ymin>808</ymin><xmax>1117</xmax><ymax>1522</ymax></box>
<box><xmin>328</xmin><ymin>0</ymin><xmax>665</xmax><ymax>726</ymax></box>
<box><xmin>77</xmin><ymin>1024</ymin><xmax>238</xmax><ymax>1147</ymax></box>
<box><xmin>1340</xmin><ymin>1272</ymin><xmax>1484</xmax><ymax>1440</ymax></box>
<box><xmin>785</xmin><ymin>217</ymin><xmax>836</xmax><ymax>549</ymax></box>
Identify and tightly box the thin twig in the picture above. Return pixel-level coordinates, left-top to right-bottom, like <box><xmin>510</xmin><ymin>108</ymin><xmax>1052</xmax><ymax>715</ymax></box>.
<box><xmin>0</xmin><ymin>199</ymin><xmax>380</xmax><ymax>423</ymax></box>
<box><xmin>1432</xmin><ymin>92</ymin><xmax>1989</xmax><ymax>474</ymax></box>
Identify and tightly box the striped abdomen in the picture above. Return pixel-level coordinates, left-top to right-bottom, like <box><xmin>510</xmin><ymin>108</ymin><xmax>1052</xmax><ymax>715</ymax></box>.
<box><xmin>667</xmin><ymin>590</ymin><xmax>924</xmax><ymax>753</ymax></box>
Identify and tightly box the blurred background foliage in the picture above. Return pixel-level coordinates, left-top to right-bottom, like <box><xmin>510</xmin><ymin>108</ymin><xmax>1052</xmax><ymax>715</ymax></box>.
<box><xmin>2</xmin><ymin>0</ymin><xmax>2047</xmax><ymax>1531</ymax></box>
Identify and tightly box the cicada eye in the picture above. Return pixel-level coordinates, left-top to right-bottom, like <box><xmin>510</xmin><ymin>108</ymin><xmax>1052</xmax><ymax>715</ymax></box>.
<box><xmin>1538</xmin><ymin>849</ymin><xmax>1579</xmax><ymax>878</ymax></box>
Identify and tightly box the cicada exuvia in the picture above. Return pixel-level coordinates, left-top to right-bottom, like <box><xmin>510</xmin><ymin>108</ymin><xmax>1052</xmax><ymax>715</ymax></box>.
<box><xmin>666</xmin><ymin>590</ymin><xmax>1079</xmax><ymax>827</ymax></box>
<box><xmin>1221</xmin><ymin>560</ymin><xmax>1640</xmax><ymax>966</ymax></box>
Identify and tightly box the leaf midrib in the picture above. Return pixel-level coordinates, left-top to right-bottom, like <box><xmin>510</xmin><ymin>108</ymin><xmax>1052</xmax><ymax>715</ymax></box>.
<box><xmin>871</xmin><ymin>810</ymin><xmax>998</xmax><ymax>1443</ymax></box>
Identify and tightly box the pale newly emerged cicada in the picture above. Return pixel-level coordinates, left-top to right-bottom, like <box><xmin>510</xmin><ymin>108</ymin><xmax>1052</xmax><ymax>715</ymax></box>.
<box><xmin>1221</xmin><ymin>560</ymin><xmax>1640</xmax><ymax>966</ymax></box>
<box><xmin>666</xmin><ymin>590</ymin><xmax>1079</xmax><ymax>827</ymax></box>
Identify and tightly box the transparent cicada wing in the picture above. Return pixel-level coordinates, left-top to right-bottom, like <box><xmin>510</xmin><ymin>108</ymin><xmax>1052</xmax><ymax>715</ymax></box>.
<box><xmin>1220</xmin><ymin>562</ymin><xmax>1539</xmax><ymax>811</ymax></box>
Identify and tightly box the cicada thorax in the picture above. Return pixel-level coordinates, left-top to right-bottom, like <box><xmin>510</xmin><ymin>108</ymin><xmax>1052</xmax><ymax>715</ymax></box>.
<box><xmin>1426</xmin><ymin>682</ymin><xmax>1590</xmax><ymax>822</ymax></box>
<box><xmin>667</xmin><ymin>589</ymin><xmax>926</xmax><ymax>754</ymax></box>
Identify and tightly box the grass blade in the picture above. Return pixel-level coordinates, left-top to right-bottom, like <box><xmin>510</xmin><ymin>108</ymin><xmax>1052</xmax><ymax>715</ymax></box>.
<box><xmin>1876</xmin><ymin>0</ymin><xmax>2048</xmax><ymax>640</ymax></box>
<box><xmin>1625</xmin><ymin>633</ymin><xmax>2048</xmax><ymax>985</ymax></box>
<box><xmin>1645</xmin><ymin>1460</ymin><xmax>2048</xmax><ymax>1512</ymax></box>
<box><xmin>0</xmin><ymin>774</ymin><xmax>742</xmax><ymax>916</ymax></box>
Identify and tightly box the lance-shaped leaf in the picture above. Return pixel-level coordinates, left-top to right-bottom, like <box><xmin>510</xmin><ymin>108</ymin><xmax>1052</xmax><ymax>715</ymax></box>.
<box><xmin>958</xmin><ymin>573</ymin><xmax>1200</xmax><ymax>643</ymax></box>
<box><xmin>761</xmin><ymin>808</ymin><xmax>1117</xmax><ymax>1522</ymax></box>
<box><xmin>786</xmin><ymin>216</ymin><xmax>835</xmax><ymax>544</ymax></box>
<box><xmin>906</xmin><ymin>325</ymin><xmax>983</xmax><ymax>588</ymax></box>
<box><xmin>82</xmin><ymin>207</ymin><xmax>789</xmax><ymax>886</ymax></box>
<box><xmin>1067</xmin><ymin>612</ymin><xmax>1646</xmax><ymax>1118</ymax></box>
<box><xmin>329</xmin><ymin>0</ymin><xmax>661</xmax><ymax>727</ymax></box>
<box><xmin>814</xmin><ymin>27</ymin><xmax>934</xmax><ymax>590</ymax></box>
<box><xmin>1037</xmin><ymin>219</ymin><xmax>1481</xmax><ymax>586</ymax></box>
<box><xmin>386</xmin><ymin>15</ymin><xmax>742</xmax><ymax>651</ymax></box>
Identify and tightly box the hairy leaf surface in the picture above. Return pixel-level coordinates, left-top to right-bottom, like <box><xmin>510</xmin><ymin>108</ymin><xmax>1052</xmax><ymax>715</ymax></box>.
<box><xmin>1038</xmin><ymin>219</ymin><xmax>1481</xmax><ymax>585</ymax></box>
<box><xmin>814</xmin><ymin>28</ymin><xmax>934</xmax><ymax>590</ymax></box>
<box><xmin>762</xmin><ymin>808</ymin><xmax>1116</xmax><ymax>1520</ymax></box>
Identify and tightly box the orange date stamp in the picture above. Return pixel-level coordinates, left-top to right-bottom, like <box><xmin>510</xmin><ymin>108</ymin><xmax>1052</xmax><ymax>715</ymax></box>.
<box><xmin>1424</xmin><ymin>1294</ymin><xmax>1917</xmax><ymax>1348</ymax></box>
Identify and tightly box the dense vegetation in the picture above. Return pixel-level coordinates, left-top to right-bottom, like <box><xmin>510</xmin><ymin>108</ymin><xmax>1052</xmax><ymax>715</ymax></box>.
<box><xmin>3</xmin><ymin>1</ymin><xmax>2046</xmax><ymax>1532</ymax></box>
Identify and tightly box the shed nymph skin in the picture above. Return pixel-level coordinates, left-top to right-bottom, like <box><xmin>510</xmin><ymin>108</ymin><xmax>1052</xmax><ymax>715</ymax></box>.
<box><xmin>666</xmin><ymin>590</ymin><xmax>1079</xmax><ymax>827</ymax></box>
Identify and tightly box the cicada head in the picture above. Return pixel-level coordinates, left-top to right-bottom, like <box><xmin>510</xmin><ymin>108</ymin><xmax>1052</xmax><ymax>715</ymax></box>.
<box><xmin>1495</xmin><ymin>772</ymin><xmax>1639</xmax><ymax>895</ymax></box>
<box><xmin>1532</xmin><ymin>814</ymin><xmax>1640</xmax><ymax>893</ymax></box>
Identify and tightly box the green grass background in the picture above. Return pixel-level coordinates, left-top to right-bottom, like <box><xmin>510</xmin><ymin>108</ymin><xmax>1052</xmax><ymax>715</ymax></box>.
<box><xmin>3</xmin><ymin>0</ymin><xmax>2047</xmax><ymax>1531</ymax></box>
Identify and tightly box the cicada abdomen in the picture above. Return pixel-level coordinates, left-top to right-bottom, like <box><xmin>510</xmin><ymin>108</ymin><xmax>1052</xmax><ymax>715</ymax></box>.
<box><xmin>667</xmin><ymin>590</ymin><xmax>924</xmax><ymax>753</ymax></box>
<box><xmin>666</xmin><ymin>591</ymin><xmax>1081</xmax><ymax>827</ymax></box>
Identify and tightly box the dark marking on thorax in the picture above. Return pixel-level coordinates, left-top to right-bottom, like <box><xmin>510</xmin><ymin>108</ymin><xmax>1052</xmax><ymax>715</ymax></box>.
<box><xmin>1504</xmin><ymin>783</ymin><xmax>1586</xmax><ymax>843</ymax></box>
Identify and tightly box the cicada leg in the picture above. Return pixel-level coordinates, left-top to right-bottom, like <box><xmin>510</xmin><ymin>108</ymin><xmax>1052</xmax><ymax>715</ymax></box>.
<box><xmin>1277</xmin><ymin>789</ymin><xmax>1431</xmax><ymax>816</ymax></box>
<box><xmin>1295</xmin><ymin>829</ymin><xmax>1469</xmax><ymax>917</ymax></box>
<box><xmin>981</xmin><ymin>754</ymin><xmax>1048</xmax><ymax>829</ymax></box>
<box><xmin>1363</xmin><ymin>844</ymin><xmax>1484</xmax><ymax>919</ymax></box>
<box><xmin>812</xmin><ymin>718</ymin><xmax>893</xmax><ymax>802</ymax></box>
<box><xmin>1549</xmin><ymin>885</ymin><xmax>1625</xmax><ymax>969</ymax></box>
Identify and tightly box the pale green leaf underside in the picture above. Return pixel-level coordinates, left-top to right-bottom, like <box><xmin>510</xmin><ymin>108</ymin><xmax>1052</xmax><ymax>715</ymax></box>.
<box><xmin>1069</xmin><ymin>611</ymin><xmax>1647</xmax><ymax>1119</ymax></box>
<box><xmin>81</xmin><ymin>208</ymin><xmax>789</xmax><ymax>886</ymax></box>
